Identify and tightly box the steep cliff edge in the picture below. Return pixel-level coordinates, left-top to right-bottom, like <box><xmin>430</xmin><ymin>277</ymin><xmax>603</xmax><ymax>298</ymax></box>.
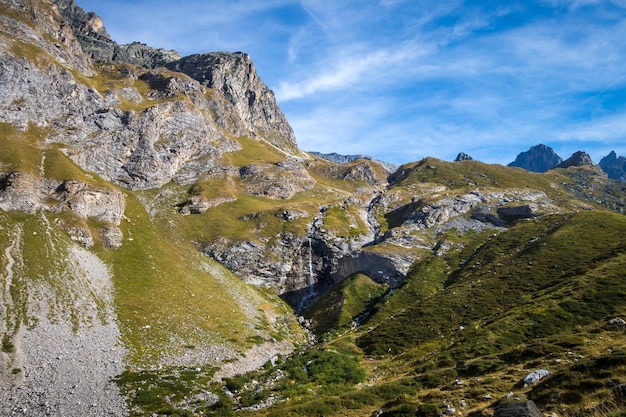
<box><xmin>51</xmin><ymin>0</ymin><xmax>299</xmax><ymax>155</ymax></box>
<box><xmin>51</xmin><ymin>0</ymin><xmax>182</xmax><ymax>68</ymax></box>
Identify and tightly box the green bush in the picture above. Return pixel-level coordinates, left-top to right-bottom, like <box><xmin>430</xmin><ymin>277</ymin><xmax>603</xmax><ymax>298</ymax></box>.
<box><xmin>281</xmin><ymin>349</ymin><xmax>366</xmax><ymax>387</ymax></box>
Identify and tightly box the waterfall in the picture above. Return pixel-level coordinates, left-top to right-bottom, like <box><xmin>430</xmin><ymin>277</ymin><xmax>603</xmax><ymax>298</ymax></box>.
<box><xmin>307</xmin><ymin>238</ymin><xmax>314</xmax><ymax>293</ymax></box>
<box><xmin>298</xmin><ymin>238</ymin><xmax>315</xmax><ymax>312</ymax></box>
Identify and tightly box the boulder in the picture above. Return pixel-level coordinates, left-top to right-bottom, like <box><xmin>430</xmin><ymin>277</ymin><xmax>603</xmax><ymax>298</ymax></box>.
<box><xmin>497</xmin><ymin>204</ymin><xmax>539</xmax><ymax>221</ymax></box>
<box><xmin>523</xmin><ymin>369</ymin><xmax>552</xmax><ymax>385</ymax></box>
<box><xmin>493</xmin><ymin>401</ymin><xmax>542</xmax><ymax>417</ymax></box>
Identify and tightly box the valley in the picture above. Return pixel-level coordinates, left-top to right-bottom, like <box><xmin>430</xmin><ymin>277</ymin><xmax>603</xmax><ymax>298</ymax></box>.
<box><xmin>0</xmin><ymin>1</ymin><xmax>625</xmax><ymax>416</ymax></box>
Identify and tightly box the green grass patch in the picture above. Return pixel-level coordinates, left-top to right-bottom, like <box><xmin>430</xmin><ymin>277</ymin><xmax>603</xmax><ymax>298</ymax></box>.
<box><xmin>304</xmin><ymin>273</ymin><xmax>389</xmax><ymax>334</ymax></box>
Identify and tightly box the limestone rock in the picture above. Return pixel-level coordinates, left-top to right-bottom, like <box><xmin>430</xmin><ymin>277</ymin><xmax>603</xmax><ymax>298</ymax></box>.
<box><xmin>609</xmin><ymin>317</ymin><xmax>626</xmax><ymax>328</ymax></box>
<box><xmin>57</xmin><ymin>179</ymin><xmax>125</xmax><ymax>225</ymax></box>
<box><xmin>166</xmin><ymin>52</ymin><xmax>299</xmax><ymax>154</ymax></box>
<box><xmin>99</xmin><ymin>225</ymin><xmax>123</xmax><ymax>249</ymax></box>
<box><xmin>323</xmin><ymin>160</ymin><xmax>386</xmax><ymax>185</ymax></box>
<box><xmin>180</xmin><ymin>195</ymin><xmax>237</xmax><ymax>215</ymax></box>
<box><xmin>406</xmin><ymin>192</ymin><xmax>488</xmax><ymax>229</ymax></box>
<box><xmin>523</xmin><ymin>369</ymin><xmax>552</xmax><ymax>385</ymax></box>
<box><xmin>0</xmin><ymin>172</ymin><xmax>59</xmax><ymax>214</ymax></box>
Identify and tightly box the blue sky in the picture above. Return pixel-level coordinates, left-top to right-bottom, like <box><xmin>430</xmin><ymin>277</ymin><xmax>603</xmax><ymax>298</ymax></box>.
<box><xmin>75</xmin><ymin>0</ymin><xmax>626</xmax><ymax>166</ymax></box>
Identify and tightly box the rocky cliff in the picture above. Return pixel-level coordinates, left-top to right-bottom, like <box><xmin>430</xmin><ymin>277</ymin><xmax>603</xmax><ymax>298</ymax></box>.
<box><xmin>52</xmin><ymin>0</ymin><xmax>182</xmax><ymax>68</ymax></box>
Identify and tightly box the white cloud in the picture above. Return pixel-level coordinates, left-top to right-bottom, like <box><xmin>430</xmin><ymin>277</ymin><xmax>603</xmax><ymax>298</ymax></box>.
<box><xmin>275</xmin><ymin>46</ymin><xmax>423</xmax><ymax>100</ymax></box>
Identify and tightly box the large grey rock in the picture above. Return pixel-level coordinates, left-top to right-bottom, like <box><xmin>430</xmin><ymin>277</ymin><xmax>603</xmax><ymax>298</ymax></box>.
<box><xmin>523</xmin><ymin>369</ymin><xmax>552</xmax><ymax>385</ymax></box>
<box><xmin>493</xmin><ymin>401</ymin><xmax>542</xmax><ymax>417</ymax></box>
<box><xmin>58</xmin><ymin>179</ymin><xmax>125</xmax><ymax>225</ymax></box>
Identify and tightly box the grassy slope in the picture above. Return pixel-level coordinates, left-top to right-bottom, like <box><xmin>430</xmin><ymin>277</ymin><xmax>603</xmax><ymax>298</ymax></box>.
<box><xmin>221</xmin><ymin>157</ymin><xmax>626</xmax><ymax>417</ymax></box>
<box><xmin>236</xmin><ymin>209</ymin><xmax>626</xmax><ymax>417</ymax></box>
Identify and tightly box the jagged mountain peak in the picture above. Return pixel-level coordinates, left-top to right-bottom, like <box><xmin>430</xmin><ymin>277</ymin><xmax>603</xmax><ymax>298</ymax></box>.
<box><xmin>556</xmin><ymin>150</ymin><xmax>595</xmax><ymax>168</ymax></box>
<box><xmin>599</xmin><ymin>150</ymin><xmax>626</xmax><ymax>182</ymax></box>
<box><xmin>508</xmin><ymin>143</ymin><xmax>563</xmax><ymax>172</ymax></box>
<box><xmin>454</xmin><ymin>152</ymin><xmax>473</xmax><ymax>161</ymax></box>
<box><xmin>51</xmin><ymin>0</ymin><xmax>182</xmax><ymax>68</ymax></box>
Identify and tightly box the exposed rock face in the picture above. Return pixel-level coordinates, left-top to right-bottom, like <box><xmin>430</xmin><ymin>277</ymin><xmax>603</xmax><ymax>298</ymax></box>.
<box><xmin>599</xmin><ymin>151</ymin><xmax>626</xmax><ymax>182</ymax></box>
<box><xmin>0</xmin><ymin>172</ymin><xmax>125</xmax><ymax>248</ymax></box>
<box><xmin>557</xmin><ymin>151</ymin><xmax>595</xmax><ymax>168</ymax></box>
<box><xmin>203</xmin><ymin>234</ymin><xmax>312</xmax><ymax>289</ymax></box>
<box><xmin>57</xmin><ymin>179</ymin><xmax>125</xmax><ymax>225</ymax></box>
<box><xmin>322</xmin><ymin>160</ymin><xmax>387</xmax><ymax>185</ymax></box>
<box><xmin>508</xmin><ymin>144</ymin><xmax>562</xmax><ymax>172</ymax></box>
<box><xmin>51</xmin><ymin>0</ymin><xmax>182</xmax><ymax>68</ymax></box>
<box><xmin>166</xmin><ymin>53</ymin><xmax>299</xmax><ymax>154</ymax></box>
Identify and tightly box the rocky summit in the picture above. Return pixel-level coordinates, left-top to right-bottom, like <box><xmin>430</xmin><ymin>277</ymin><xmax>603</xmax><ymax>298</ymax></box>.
<box><xmin>508</xmin><ymin>144</ymin><xmax>563</xmax><ymax>172</ymax></box>
<box><xmin>1</xmin><ymin>1</ymin><xmax>626</xmax><ymax>417</ymax></box>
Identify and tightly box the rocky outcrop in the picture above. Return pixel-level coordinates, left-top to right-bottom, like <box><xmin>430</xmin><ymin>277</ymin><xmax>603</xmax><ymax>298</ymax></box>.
<box><xmin>180</xmin><ymin>195</ymin><xmax>237</xmax><ymax>215</ymax></box>
<box><xmin>0</xmin><ymin>172</ymin><xmax>125</xmax><ymax>247</ymax></box>
<box><xmin>0</xmin><ymin>172</ymin><xmax>57</xmax><ymax>214</ymax></box>
<box><xmin>239</xmin><ymin>159</ymin><xmax>315</xmax><ymax>199</ymax></box>
<box><xmin>493</xmin><ymin>401</ymin><xmax>543</xmax><ymax>417</ymax></box>
<box><xmin>57</xmin><ymin>179</ymin><xmax>125</xmax><ymax>225</ymax></box>
<box><xmin>166</xmin><ymin>53</ymin><xmax>299</xmax><ymax>154</ymax></box>
<box><xmin>508</xmin><ymin>144</ymin><xmax>562</xmax><ymax>172</ymax></box>
<box><xmin>330</xmin><ymin>250</ymin><xmax>408</xmax><ymax>287</ymax></box>
<box><xmin>2</xmin><ymin>0</ymin><xmax>300</xmax><ymax>190</ymax></box>
<box><xmin>599</xmin><ymin>151</ymin><xmax>626</xmax><ymax>182</ymax></box>
<box><xmin>322</xmin><ymin>160</ymin><xmax>387</xmax><ymax>185</ymax></box>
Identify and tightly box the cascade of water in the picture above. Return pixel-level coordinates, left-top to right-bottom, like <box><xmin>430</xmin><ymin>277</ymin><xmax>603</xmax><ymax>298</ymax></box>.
<box><xmin>298</xmin><ymin>238</ymin><xmax>316</xmax><ymax>313</ymax></box>
<box><xmin>307</xmin><ymin>237</ymin><xmax>314</xmax><ymax>293</ymax></box>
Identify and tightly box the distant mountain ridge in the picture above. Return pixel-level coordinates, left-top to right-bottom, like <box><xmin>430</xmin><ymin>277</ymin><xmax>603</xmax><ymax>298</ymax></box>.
<box><xmin>309</xmin><ymin>151</ymin><xmax>398</xmax><ymax>172</ymax></box>
<box><xmin>506</xmin><ymin>144</ymin><xmax>625</xmax><ymax>182</ymax></box>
